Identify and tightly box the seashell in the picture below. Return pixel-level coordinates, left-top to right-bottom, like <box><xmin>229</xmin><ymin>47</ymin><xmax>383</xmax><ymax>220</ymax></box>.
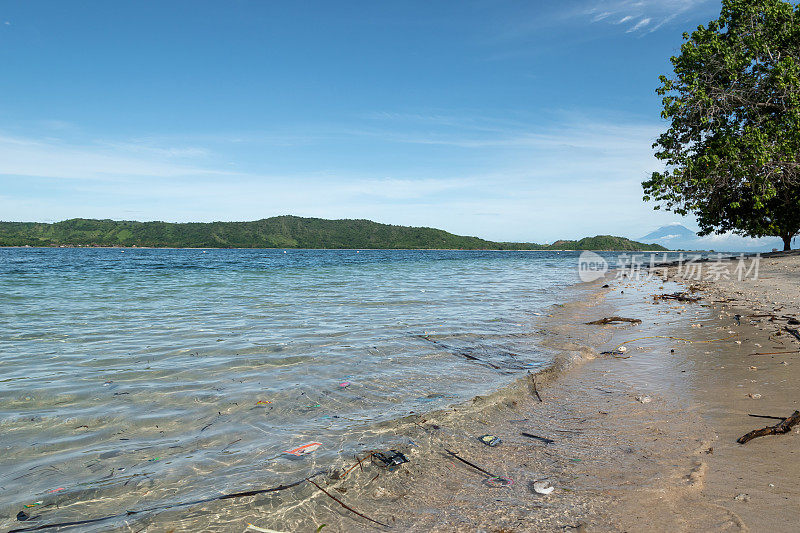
<box><xmin>532</xmin><ymin>480</ymin><xmax>554</xmax><ymax>495</ymax></box>
<box><xmin>618</xmin><ymin>346</ymin><xmax>627</xmax><ymax>353</ymax></box>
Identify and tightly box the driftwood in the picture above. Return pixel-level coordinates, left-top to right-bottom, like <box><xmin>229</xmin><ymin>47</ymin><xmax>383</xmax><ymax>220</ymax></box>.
<box><xmin>785</xmin><ymin>327</ymin><xmax>800</xmax><ymax>342</ymax></box>
<box><xmin>528</xmin><ymin>372</ymin><xmax>543</xmax><ymax>402</ymax></box>
<box><xmin>9</xmin><ymin>471</ymin><xmax>325</xmax><ymax>533</ymax></box>
<box><xmin>653</xmin><ymin>292</ymin><xmax>701</xmax><ymax>303</ymax></box>
<box><xmin>585</xmin><ymin>316</ymin><xmax>642</xmax><ymax>325</ymax></box>
<box><xmin>416</xmin><ymin>334</ymin><xmax>501</xmax><ymax>370</ymax></box>
<box><xmin>737</xmin><ymin>410</ymin><xmax>800</xmax><ymax>444</ymax></box>
<box><xmin>748</xmin><ymin>414</ymin><xmax>788</xmax><ymax>421</ymax></box>
<box><xmin>444</xmin><ymin>449</ymin><xmax>494</xmax><ymax>477</ymax></box>
<box><xmin>306</xmin><ymin>478</ymin><xmax>389</xmax><ymax>528</ymax></box>
<box><xmin>521</xmin><ymin>432</ymin><xmax>555</xmax><ymax>444</ymax></box>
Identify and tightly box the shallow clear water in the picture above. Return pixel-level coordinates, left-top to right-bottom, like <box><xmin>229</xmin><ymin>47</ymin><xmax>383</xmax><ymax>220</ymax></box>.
<box><xmin>0</xmin><ymin>248</ymin><xmax>684</xmax><ymax>530</ymax></box>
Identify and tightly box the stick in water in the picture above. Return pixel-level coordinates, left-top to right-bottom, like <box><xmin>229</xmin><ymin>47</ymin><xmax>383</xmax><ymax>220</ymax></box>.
<box><xmin>444</xmin><ymin>449</ymin><xmax>494</xmax><ymax>477</ymax></box>
<box><xmin>306</xmin><ymin>478</ymin><xmax>389</xmax><ymax>528</ymax></box>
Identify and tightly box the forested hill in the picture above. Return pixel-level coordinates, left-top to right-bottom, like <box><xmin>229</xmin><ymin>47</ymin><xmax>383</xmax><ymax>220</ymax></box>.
<box><xmin>0</xmin><ymin>217</ymin><xmax>667</xmax><ymax>251</ymax></box>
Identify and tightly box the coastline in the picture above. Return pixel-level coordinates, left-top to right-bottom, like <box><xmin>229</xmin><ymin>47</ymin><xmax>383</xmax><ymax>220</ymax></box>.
<box><xmin>5</xmin><ymin>253</ymin><xmax>796</xmax><ymax>532</ymax></box>
<box><xmin>266</xmin><ymin>255</ymin><xmax>799</xmax><ymax>532</ymax></box>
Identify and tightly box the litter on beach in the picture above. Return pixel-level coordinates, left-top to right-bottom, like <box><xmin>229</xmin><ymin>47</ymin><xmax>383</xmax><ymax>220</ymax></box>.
<box><xmin>283</xmin><ymin>442</ymin><xmax>322</xmax><ymax>456</ymax></box>
<box><xmin>478</xmin><ymin>434</ymin><xmax>502</xmax><ymax>447</ymax></box>
<box><xmin>373</xmin><ymin>450</ymin><xmax>409</xmax><ymax>467</ymax></box>
<box><xmin>532</xmin><ymin>480</ymin><xmax>554</xmax><ymax>495</ymax></box>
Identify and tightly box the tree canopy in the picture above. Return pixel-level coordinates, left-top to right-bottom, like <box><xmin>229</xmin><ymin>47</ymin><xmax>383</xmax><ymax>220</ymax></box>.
<box><xmin>643</xmin><ymin>0</ymin><xmax>800</xmax><ymax>250</ymax></box>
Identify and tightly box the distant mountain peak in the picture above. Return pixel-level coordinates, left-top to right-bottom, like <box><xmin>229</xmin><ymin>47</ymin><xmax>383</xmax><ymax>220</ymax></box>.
<box><xmin>640</xmin><ymin>224</ymin><xmax>698</xmax><ymax>242</ymax></box>
<box><xmin>639</xmin><ymin>223</ymin><xmax>788</xmax><ymax>252</ymax></box>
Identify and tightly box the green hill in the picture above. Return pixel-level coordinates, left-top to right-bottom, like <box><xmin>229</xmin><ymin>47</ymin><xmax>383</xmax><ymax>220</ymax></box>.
<box><xmin>0</xmin><ymin>216</ymin><xmax>667</xmax><ymax>251</ymax></box>
<box><xmin>547</xmin><ymin>235</ymin><xmax>669</xmax><ymax>251</ymax></box>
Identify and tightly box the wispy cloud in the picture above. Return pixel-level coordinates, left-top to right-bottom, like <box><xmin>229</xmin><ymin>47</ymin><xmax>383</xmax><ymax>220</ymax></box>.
<box><xmin>0</xmin><ymin>110</ymin><xmax>687</xmax><ymax>241</ymax></box>
<box><xmin>0</xmin><ymin>133</ymin><xmax>230</xmax><ymax>180</ymax></box>
<box><xmin>586</xmin><ymin>0</ymin><xmax>712</xmax><ymax>34</ymax></box>
<box><xmin>627</xmin><ymin>17</ymin><xmax>652</xmax><ymax>32</ymax></box>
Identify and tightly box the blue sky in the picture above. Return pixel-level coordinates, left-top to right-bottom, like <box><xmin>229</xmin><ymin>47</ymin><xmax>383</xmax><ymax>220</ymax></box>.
<box><xmin>0</xmin><ymin>0</ymin><xmax>732</xmax><ymax>242</ymax></box>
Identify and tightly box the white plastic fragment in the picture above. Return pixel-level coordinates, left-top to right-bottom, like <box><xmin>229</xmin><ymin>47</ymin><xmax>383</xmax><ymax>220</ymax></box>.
<box><xmin>533</xmin><ymin>480</ymin><xmax>554</xmax><ymax>495</ymax></box>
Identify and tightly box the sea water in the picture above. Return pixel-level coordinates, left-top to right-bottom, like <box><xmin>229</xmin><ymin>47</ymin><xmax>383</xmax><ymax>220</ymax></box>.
<box><xmin>0</xmin><ymin>248</ymin><xmax>673</xmax><ymax>530</ymax></box>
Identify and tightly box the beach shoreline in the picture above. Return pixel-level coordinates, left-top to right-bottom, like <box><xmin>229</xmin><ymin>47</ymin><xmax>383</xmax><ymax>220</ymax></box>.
<box><xmin>4</xmin><ymin>252</ymin><xmax>797</xmax><ymax>532</ymax></box>
<box><xmin>292</xmin><ymin>254</ymin><xmax>799</xmax><ymax>532</ymax></box>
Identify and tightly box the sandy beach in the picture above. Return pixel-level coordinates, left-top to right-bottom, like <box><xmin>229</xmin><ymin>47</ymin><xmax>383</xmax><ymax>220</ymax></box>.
<box><xmin>266</xmin><ymin>253</ymin><xmax>800</xmax><ymax>532</ymax></box>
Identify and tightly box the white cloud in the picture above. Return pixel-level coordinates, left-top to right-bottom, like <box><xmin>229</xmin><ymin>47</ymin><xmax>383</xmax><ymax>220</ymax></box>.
<box><xmin>0</xmin><ymin>111</ymin><xmax>688</xmax><ymax>242</ymax></box>
<box><xmin>627</xmin><ymin>17</ymin><xmax>651</xmax><ymax>32</ymax></box>
<box><xmin>0</xmin><ymin>133</ymin><xmax>226</xmax><ymax>180</ymax></box>
<box><xmin>586</xmin><ymin>0</ymin><xmax>712</xmax><ymax>33</ymax></box>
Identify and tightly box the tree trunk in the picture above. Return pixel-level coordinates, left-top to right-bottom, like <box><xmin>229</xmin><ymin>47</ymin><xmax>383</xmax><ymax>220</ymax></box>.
<box><xmin>782</xmin><ymin>234</ymin><xmax>793</xmax><ymax>251</ymax></box>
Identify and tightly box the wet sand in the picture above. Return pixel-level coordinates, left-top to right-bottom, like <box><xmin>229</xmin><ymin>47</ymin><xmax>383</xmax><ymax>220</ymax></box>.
<box><xmin>270</xmin><ymin>256</ymin><xmax>799</xmax><ymax>532</ymax></box>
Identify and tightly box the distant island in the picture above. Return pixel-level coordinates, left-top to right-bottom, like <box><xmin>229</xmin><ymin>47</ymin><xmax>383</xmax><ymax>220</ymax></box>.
<box><xmin>0</xmin><ymin>216</ymin><xmax>667</xmax><ymax>251</ymax></box>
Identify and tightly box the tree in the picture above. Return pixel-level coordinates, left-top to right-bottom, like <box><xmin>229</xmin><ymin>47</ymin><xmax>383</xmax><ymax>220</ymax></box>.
<box><xmin>643</xmin><ymin>0</ymin><xmax>800</xmax><ymax>251</ymax></box>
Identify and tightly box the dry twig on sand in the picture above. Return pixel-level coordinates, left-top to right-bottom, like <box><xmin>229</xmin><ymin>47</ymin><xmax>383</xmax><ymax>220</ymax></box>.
<box><xmin>653</xmin><ymin>292</ymin><xmax>701</xmax><ymax>303</ymax></box>
<box><xmin>737</xmin><ymin>411</ymin><xmax>800</xmax><ymax>444</ymax></box>
<box><xmin>585</xmin><ymin>316</ymin><xmax>642</xmax><ymax>325</ymax></box>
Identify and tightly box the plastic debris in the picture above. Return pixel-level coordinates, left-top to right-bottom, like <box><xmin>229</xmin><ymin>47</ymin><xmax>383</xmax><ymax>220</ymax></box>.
<box><xmin>533</xmin><ymin>480</ymin><xmax>554</xmax><ymax>494</ymax></box>
<box><xmin>23</xmin><ymin>502</ymin><xmax>43</xmax><ymax>508</ymax></box>
<box><xmin>16</xmin><ymin>511</ymin><xmax>29</xmax><ymax>521</ymax></box>
<box><xmin>338</xmin><ymin>382</ymin><xmax>351</xmax><ymax>388</ymax></box>
<box><xmin>255</xmin><ymin>400</ymin><xmax>272</xmax><ymax>405</ymax></box>
<box><xmin>618</xmin><ymin>345</ymin><xmax>628</xmax><ymax>353</ymax></box>
<box><xmin>373</xmin><ymin>450</ymin><xmax>408</xmax><ymax>467</ymax></box>
<box><xmin>478</xmin><ymin>434</ymin><xmax>502</xmax><ymax>447</ymax></box>
<box><xmin>283</xmin><ymin>442</ymin><xmax>322</xmax><ymax>456</ymax></box>
<box><xmin>46</xmin><ymin>488</ymin><xmax>65</xmax><ymax>494</ymax></box>
<box><xmin>748</xmin><ymin>393</ymin><xmax>762</xmax><ymax>399</ymax></box>
<box><xmin>636</xmin><ymin>396</ymin><xmax>652</xmax><ymax>404</ymax></box>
